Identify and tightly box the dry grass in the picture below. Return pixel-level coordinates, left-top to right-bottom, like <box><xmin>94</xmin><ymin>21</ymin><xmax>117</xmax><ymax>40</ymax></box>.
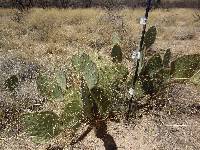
<box><xmin>0</xmin><ymin>7</ymin><xmax>200</xmax><ymax>150</ymax></box>
<box><xmin>0</xmin><ymin>8</ymin><xmax>199</xmax><ymax>63</ymax></box>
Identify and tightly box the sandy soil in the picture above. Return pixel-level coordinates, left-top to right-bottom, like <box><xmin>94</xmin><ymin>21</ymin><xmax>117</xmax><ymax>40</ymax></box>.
<box><xmin>0</xmin><ymin>8</ymin><xmax>200</xmax><ymax>150</ymax></box>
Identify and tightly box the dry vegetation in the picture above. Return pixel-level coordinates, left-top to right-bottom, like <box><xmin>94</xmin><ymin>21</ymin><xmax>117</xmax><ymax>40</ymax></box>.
<box><xmin>0</xmin><ymin>8</ymin><xmax>200</xmax><ymax>150</ymax></box>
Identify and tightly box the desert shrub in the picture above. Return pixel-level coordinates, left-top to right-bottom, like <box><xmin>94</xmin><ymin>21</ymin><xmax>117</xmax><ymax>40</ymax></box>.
<box><xmin>18</xmin><ymin>25</ymin><xmax>200</xmax><ymax>146</ymax></box>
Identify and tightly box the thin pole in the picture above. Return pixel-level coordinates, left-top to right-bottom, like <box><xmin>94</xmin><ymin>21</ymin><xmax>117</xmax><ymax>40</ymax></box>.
<box><xmin>126</xmin><ymin>0</ymin><xmax>152</xmax><ymax>120</ymax></box>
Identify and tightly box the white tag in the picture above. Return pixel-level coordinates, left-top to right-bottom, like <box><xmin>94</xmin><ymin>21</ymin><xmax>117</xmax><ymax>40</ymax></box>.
<box><xmin>129</xmin><ymin>88</ymin><xmax>135</xmax><ymax>96</ymax></box>
<box><xmin>137</xmin><ymin>51</ymin><xmax>141</xmax><ymax>59</ymax></box>
<box><xmin>140</xmin><ymin>17</ymin><xmax>147</xmax><ymax>25</ymax></box>
<box><xmin>132</xmin><ymin>48</ymin><xmax>141</xmax><ymax>60</ymax></box>
<box><xmin>132</xmin><ymin>51</ymin><xmax>137</xmax><ymax>60</ymax></box>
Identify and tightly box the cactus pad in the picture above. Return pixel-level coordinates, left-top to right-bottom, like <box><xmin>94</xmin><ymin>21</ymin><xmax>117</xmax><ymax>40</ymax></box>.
<box><xmin>36</xmin><ymin>74</ymin><xmax>63</xmax><ymax>99</ymax></box>
<box><xmin>61</xmin><ymin>88</ymin><xmax>83</xmax><ymax>130</ymax></box>
<box><xmin>22</xmin><ymin>111</ymin><xmax>61</xmax><ymax>139</ymax></box>
<box><xmin>111</xmin><ymin>44</ymin><xmax>123</xmax><ymax>63</ymax></box>
<box><xmin>171</xmin><ymin>54</ymin><xmax>200</xmax><ymax>78</ymax></box>
<box><xmin>72</xmin><ymin>53</ymin><xmax>98</xmax><ymax>90</ymax></box>
<box><xmin>163</xmin><ymin>49</ymin><xmax>171</xmax><ymax>68</ymax></box>
<box><xmin>144</xmin><ymin>26</ymin><xmax>157</xmax><ymax>49</ymax></box>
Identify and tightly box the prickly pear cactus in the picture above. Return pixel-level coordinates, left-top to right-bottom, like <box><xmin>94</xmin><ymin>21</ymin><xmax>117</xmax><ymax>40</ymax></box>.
<box><xmin>55</xmin><ymin>69</ymin><xmax>67</xmax><ymax>92</ymax></box>
<box><xmin>72</xmin><ymin>53</ymin><xmax>98</xmax><ymax>90</ymax></box>
<box><xmin>111</xmin><ymin>44</ymin><xmax>122</xmax><ymax>63</ymax></box>
<box><xmin>141</xmin><ymin>53</ymin><xmax>163</xmax><ymax>77</ymax></box>
<box><xmin>144</xmin><ymin>26</ymin><xmax>157</xmax><ymax>49</ymax></box>
<box><xmin>80</xmin><ymin>79</ymin><xmax>93</xmax><ymax>119</ymax></box>
<box><xmin>22</xmin><ymin>111</ymin><xmax>62</xmax><ymax>139</ymax></box>
<box><xmin>36</xmin><ymin>74</ymin><xmax>63</xmax><ymax>99</ymax></box>
<box><xmin>91</xmin><ymin>87</ymin><xmax>110</xmax><ymax>117</ymax></box>
<box><xmin>139</xmin><ymin>53</ymin><xmax>167</xmax><ymax>95</ymax></box>
<box><xmin>171</xmin><ymin>54</ymin><xmax>200</xmax><ymax>78</ymax></box>
<box><xmin>61</xmin><ymin>88</ymin><xmax>83</xmax><ymax>130</ymax></box>
<box><xmin>98</xmin><ymin>64</ymin><xmax>128</xmax><ymax>111</ymax></box>
<box><xmin>99</xmin><ymin>64</ymin><xmax>128</xmax><ymax>93</ymax></box>
<box><xmin>163</xmin><ymin>49</ymin><xmax>171</xmax><ymax>68</ymax></box>
<box><xmin>134</xmin><ymin>80</ymin><xmax>145</xmax><ymax>98</ymax></box>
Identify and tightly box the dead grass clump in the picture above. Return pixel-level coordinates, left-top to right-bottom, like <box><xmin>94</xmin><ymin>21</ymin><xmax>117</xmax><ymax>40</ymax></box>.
<box><xmin>23</xmin><ymin>8</ymin><xmax>104</xmax><ymax>42</ymax></box>
<box><xmin>173</xmin><ymin>28</ymin><xmax>195</xmax><ymax>40</ymax></box>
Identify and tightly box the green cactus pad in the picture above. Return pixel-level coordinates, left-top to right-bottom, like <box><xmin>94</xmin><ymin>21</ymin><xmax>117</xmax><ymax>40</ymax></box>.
<box><xmin>61</xmin><ymin>88</ymin><xmax>83</xmax><ymax>130</ymax></box>
<box><xmin>163</xmin><ymin>49</ymin><xmax>171</xmax><ymax>68</ymax></box>
<box><xmin>91</xmin><ymin>87</ymin><xmax>110</xmax><ymax>117</ymax></box>
<box><xmin>72</xmin><ymin>53</ymin><xmax>98</xmax><ymax>90</ymax></box>
<box><xmin>36</xmin><ymin>74</ymin><xmax>63</xmax><ymax>99</ymax></box>
<box><xmin>139</xmin><ymin>53</ymin><xmax>167</xmax><ymax>95</ymax></box>
<box><xmin>55</xmin><ymin>70</ymin><xmax>67</xmax><ymax>92</ymax></box>
<box><xmin>80</xmin><ymin>79</ymin><xmax>93</xmax><ymax>119</ymax></box>
<box><xmin>144</xmin><ymin>26</ymin><xmax>157</xmax><ymax>49</ymax></box>
<box><xmin>171</xmin><ymin>54</ymin><xmax>200</xmax><ymax>78</ymax></box>
<box><xmin>22</xmin><ymin>111</ymin><xmax>62</xmax><ymax>139</ymax></box>
<box><xmin>135</xmin><ymin>80</ymin><xmax>145</xmax><ymax>98</ymax></box>
<box><xmin>111</xmin><ymin>44</ymin><xmax>123</xmax><ymax>63</ymax></box>
<box><xmin>141</xmin><ymin>53</ymin><xmax>163</xmax><ymax>77</ymax></box>
<box><xmin>160</xmin><ymin>68</ymin><xmax>171</xmax><ymax>83</ymax></box>
<box><xmin>99</xmin><ymin>64</ymin><xmax>128</xmax><ymax>90</ymax></box>
<box><xmin>98</xmin><ymin>64</ymin><xmax>128</xmax><ymax>108</ymax></box>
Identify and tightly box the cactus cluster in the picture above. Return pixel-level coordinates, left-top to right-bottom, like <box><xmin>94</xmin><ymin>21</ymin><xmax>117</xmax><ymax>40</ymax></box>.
<box><xmin>0</xmin><ymin>1</ymin><xmax>198</xmax><ymax>147</ymax></box>
<box><xmin>20</xmin><ymin>25</ymin><xmax>200</xmax><ymax>141</ymax></box>
<box><xmin>22</xmin><ymin>46</ymin><xmax>128</xmax><ymax>139</ymax></box>
<box><xmin>133</xmin><ymin>26</ymin><xmax>200</xmax><ymax>97</ymax></box>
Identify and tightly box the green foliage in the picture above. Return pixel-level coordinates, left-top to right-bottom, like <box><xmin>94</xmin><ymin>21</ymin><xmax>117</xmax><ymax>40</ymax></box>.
<box><xmin>55</xmin><ymin>69</ymin><xmax>67</xmax><ymax>92</ymax></box>
<box><xmin>141</xmin><ymin>53</ymin><xmax>163</xmax><ymax>77</ymax></box>
<box><xmin>171</xmin><ymin>54</ymin><xmax>200</xmax><ymax>78</ymax></box>
<box><xmin>99</xmin><ymin>64</ymin><xmax>128</xmax><ymax>87</ymax></box>
<box><xmin>139</xmin><ymin>52</ymin><xmax>170</xmax><ymax>95</ymax></box>
<box><xmin>22</xmin><ymin>111</ymin><xmax>62</xmax><ymax>139</ymax></box>
<box><xmin>111</xmin><ymin>44</ymin><xmax>123</xmax><ymax>63</ymax></box>
<box><xmin>144</xmin><ymin>26</ymin><xmax>157</xmax><ymax>49</ymax></box>
<box><xmin>4</xmin><ymin>75</ymin><xmax>19</xmax><ymax>92</ymax></box>
<box><xmin>99</xmin><ymin>64</ymin><xmax>128</xmax><ymax>96</ymax></box>
<box><xmin>36</xmin><ymin>74</ymin><xmax>63</xmax><ymax>99</ymax></box>
<box><xmin>72</xmin><ymin>53</ymin><xmax>98</xmax><ymax>90</ymax></box>
<box><xmin>134</xmin><ymin>80</ymin><xmax>145</xmax><ymax>98</ymax></box>
<box><xmin>163</xmin><ymin>49</ymin><xmax>171</xmax><ymax>68</ymax></box>
<box><xmin>98</xmin><ymin>64</ymin><xmax>128</xmax><ymax>112</ymax></box>
<box><xmin>80</xmin><ymin>79</ymin><xmax>93</xmax><ymax>119</ymax></box>
<box><xmin>61</xmin><ymin>89</ymin><xmax>83</xmax><ymax>130</ymax></box>
<box><xmin>21</xmin><ymin>21</ymin><xmax>200</xmax><ymax>142</ymax></box>
<box><xmin>137</xmin><ymin>48</ymin><xmax>200</xmax><ymax>95</ymax></box>
<box><xmin>91</xmin><ymin>87</ymin><xmax>110</xmax><ymax>116</ymax></box>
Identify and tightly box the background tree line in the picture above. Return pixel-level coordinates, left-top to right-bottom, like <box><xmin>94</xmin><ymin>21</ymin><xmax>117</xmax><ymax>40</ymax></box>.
<box><xmin>0</xmin><ymin>0</ymin><xmax>199</xmax><ymax>10</ymax></box>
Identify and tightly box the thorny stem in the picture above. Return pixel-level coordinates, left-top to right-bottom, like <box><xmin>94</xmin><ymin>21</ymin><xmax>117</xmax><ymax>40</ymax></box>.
<box><xmin>126</xmin><ymin>0</ymin><xmax>153</xmax><ymax>120</ymax></box>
